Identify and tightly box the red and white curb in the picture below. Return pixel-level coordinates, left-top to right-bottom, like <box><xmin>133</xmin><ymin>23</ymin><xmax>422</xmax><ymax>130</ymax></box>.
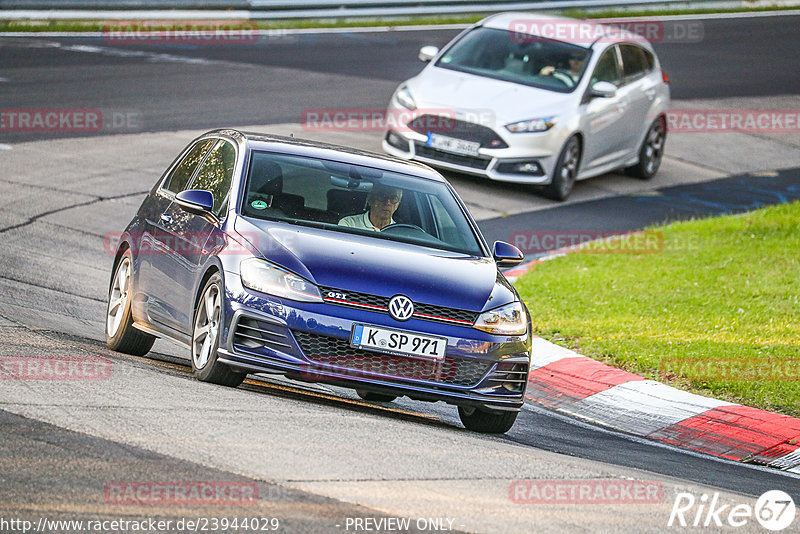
<box><xmin>525</xmin><ymin>336</ymin><xmax>800</xmax><ymax>472</ymax></box>
<box><xmin>507</xmin><ymin>246</ymin><xmax>800</xmax><ymax>471</ymax></box>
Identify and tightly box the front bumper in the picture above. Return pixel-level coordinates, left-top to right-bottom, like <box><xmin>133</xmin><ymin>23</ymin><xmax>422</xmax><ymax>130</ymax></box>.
<box><xmin>218</xmin><ymin>278</ymin><xmax>531</xmax><ymax>411</ymax></box>
<box><xmin>381</xmin><ymin>109</ymin><xmax>566</xmax><ymax>185</ymax></box>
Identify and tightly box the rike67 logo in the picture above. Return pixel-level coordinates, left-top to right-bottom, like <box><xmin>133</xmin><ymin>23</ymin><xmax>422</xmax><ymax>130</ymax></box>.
<box><xmin>668</xmin><ymin>490</ymin><xmax>795</xmax><ymax>531</ymax></box>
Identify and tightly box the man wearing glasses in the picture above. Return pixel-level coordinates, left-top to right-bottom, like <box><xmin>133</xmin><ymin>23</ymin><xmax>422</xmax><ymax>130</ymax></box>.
<box><xmin>338</xmin><ymin>184</ymin><xmax>403</xmax><ymax>231</ymax></box>
<box><xmin>539</xmin><ymin>52</ymin><xmax>586</xmax><ymax>88</ymax></box>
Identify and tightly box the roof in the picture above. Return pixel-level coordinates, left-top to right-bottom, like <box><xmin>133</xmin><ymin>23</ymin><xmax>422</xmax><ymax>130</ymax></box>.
<box><xmin>480</xmin><ymin>11</ymin><xmax>653</xmax><ymax>48</ymax></box>
<box><xmin>204</xmin><ymin>129</ymin><xmax>447</xmax><ymax>183</ymax></box>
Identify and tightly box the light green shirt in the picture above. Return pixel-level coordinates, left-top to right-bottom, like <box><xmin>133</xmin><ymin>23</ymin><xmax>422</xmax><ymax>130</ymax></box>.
<box><xmin>338</xmin><ymin>211</ymin><xmax>395</xmax><ymax>232</ymax></box>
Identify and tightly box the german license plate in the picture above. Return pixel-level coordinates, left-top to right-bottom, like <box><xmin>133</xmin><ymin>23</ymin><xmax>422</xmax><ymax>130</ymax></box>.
<box><xmin>351</xmin><ymin>324</ymin><xmax>446</xmax><ymax>361</ymax></box>
<box><xmin>426</xmin><ymin>133</ymin><xmax>480</xmax><ymax>156</ymax></box>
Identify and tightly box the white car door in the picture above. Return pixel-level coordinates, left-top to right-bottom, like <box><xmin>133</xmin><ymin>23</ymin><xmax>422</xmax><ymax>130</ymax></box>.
<box><xmin>581</xmin><ymin>45</ymin><xmax>630</xmax><ymax>173</ymax></box>
<box><xmin>617</xmin><ymin>44</ymin><xmax>658</xmax><ymax>157</ymax></box>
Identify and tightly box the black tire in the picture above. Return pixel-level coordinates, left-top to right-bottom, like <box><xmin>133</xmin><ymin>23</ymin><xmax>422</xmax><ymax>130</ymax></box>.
<box><xmin>458</xmin><ymin>406</ymin><xmax>519</xmax><ymax>434</ymax></box>
<box><xmin>191</xmin><ymin>273</ymin><xmax>246</xmax><ymax>387</ymax></box>
<box><xmin>356</xmin><ymin>390</ymin><xmax>398</xmax><ymax>403</ymax></box>
<box><xmin>541</xmin><ymin>136</ymin><xmax>581</xmax><ymax>201</ymax></box>
<box><xmin>626</xmin><ymin>117</ymin><xmax>666</xmax><ymax>180</ymax></box>
<box><xmin>105</xmin><ymin>250</ymin><xmax>155</xmax><ymax>356</ymax></box>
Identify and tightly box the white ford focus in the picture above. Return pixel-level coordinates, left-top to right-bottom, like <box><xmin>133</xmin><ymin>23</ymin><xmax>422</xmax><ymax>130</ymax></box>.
<box><xmin>382</xmin><ymin>12</ymin><xmax>670</xmax><ymax>200</ymax></box>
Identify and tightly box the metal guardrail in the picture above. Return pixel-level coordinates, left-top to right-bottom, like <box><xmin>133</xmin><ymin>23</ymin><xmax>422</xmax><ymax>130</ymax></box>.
<box><xmin>0</xmin><ymin>0</ymin><xmax>745</xmax><ymax>19</ymax></box>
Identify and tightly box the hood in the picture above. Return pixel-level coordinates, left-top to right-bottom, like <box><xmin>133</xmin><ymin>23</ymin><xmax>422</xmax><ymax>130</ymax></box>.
<box><xmin>234</xmin><ymin>216</ymin><xmax>516</xmax><ymax>312</ymax></box>
<box><xmin>407</xmin><ymin>66</ymin><xmax>577</xmax><ymax>124</ymax></box>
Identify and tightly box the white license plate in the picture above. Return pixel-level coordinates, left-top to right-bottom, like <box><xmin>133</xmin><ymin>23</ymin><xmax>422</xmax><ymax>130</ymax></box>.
<box><xmin>426</xmin><ymin>133</ymin><xmax>480</xmax><ymax>157</ymax></box>
<box><xmin>351</xmin><ymin>324</ymin><xmax>446</xmax><ymax>362</ymax></box>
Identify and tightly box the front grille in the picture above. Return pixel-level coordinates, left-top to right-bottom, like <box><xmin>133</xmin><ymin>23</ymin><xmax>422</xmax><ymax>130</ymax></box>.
<box><xmin>481</xmin><ymin>361</ymin><xmax>529</xmax><ymax>394</ymax></box>
<box><xmin>232</xmin><ymin>317</ymin><xmax>293</xmax><ymax>352</ymax></box>
<box><xmin>413</xmin><ymin>302</ymin><xmax>477</xmax><ymax>324</ymax></box>
<box><xmin>292</xmin><ymin>331</ymin><xmax>492</xmax><ymax>387</ymax></box>
<box><xmin>321</xmin><ymin>288</ymin><xmax>386</xmax><ymax>310</ymax></box>
<box><xmin>408</xmin><ymin>115</ymin><xmax>508</xmax><ymax>148</ymax></box>
<box><xmin>414</xmin><ymin>144</ymin><xmax>491</xmax><ymax>170</ymax></box>
<box><xmin>319</xmin><ymin>286</ymin><xmax>478</xmax><ymax>326</ymax></box>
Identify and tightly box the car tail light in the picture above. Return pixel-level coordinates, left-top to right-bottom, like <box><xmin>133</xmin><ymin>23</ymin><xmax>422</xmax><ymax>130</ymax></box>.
<box><xmin>662</xmin><ymin>71</ymin><xmax>669</xmax><ymax>84</ymax></box>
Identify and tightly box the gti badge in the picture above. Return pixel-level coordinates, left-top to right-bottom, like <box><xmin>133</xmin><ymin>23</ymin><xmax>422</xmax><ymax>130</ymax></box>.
<box><xmin>388</xmin><ymin>295</ymin><xmax>414</xmax><ymax>321</ymax></box>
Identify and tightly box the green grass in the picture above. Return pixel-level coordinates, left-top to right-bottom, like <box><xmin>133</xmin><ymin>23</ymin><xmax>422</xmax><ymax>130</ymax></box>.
<box><xmin>514</xmin><ymin>201</ymin><xmax>800</xmax><ymax>417</ymax></box>
<box><xmin>1</xmin><ymin>4</ymin><xmax>799</xmax><ymax>33</ymax></box>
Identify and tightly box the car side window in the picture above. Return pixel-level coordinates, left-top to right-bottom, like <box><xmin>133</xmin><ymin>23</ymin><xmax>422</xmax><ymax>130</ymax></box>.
<box><xmin>164</xmin><ymin>138</ymin><xmax>215</xmax><ymax>194</ymax></box>
<box><xmin>429</xmin><ymin>194</ymin><xmax>466</xmax><ymax>248</ymax></box>
<box><xmin>643</xmin><ymin>48</ymin><xmax>655</xmax><ymax>71</ymax></box>
<box><xmin>188</xmin><ymin>139</ymin><xmax>237</xmax><ymax>216</ymax></box>
<box><xmin>619</xmin><ymin>44</ymin><xmax>652</xmax><ymax>83</ymax></box>
<box><xmin>591</xmin><ymin>47</ymin><xmax>622</xmax><ymax>87</ymax></box>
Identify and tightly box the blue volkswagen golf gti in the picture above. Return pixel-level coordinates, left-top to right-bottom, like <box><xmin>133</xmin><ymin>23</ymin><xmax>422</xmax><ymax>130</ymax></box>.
<box><xmin>106</xmin><ymin>129</ymin><xmax>531</xmax><ymax>433</ymax></box>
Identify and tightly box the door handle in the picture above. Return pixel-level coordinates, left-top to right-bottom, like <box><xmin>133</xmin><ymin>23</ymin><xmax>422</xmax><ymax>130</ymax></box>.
<box><xmin>160</xmin><ymin>213</ymin><xmax>173</xmax><ymax>224</ymax></box>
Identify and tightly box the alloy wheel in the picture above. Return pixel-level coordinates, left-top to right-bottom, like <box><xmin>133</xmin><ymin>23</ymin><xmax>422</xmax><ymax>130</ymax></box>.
<box><xmin>106</xmin><ymin>257</ymin><xmax>131</xmax><ymax>338</ymax></box>
<box><xmin>643</xmin><ymin>122</ymin><xmax>665</xmax><ymax>175</ymax></box>
<box><xmin>193</xmin><ymin>283</ymin><xmax>221</xmax><ymax>370</ymax></box>
<box><xmin>558</xmin><ymin>139</ymin><xmax>580</xmax><ymax>197</ymax></box>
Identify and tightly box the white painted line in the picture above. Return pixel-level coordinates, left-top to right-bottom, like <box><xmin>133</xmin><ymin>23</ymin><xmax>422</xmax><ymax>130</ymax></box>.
<box><xmin>0</xmin><ymin>77</ymin><xmax>9</xmax><ymax>82</ymax></box>
<box><xmin>568</xmin><ymin>379</ymin><xmax>734</xmax><ymax>436</ymax></box>
<box><xmin>768</xmin><ymin>448</ymin><xmax>800</xmax><ymax>470</ymax></box>
<box><xmin>0</xmin><ymin>144</ymin><xmax>13</xmax><ymax>150</ymax></box>
<box><xmin>523</xmin><ymin>401</ymin><xmax>800</xmax><ymax>481</ymax></box>
<box><xmin>530</xmin><ymin>336</ymin><xmax>586</xmax><ymax>369</ymax></box>
<box><xmin>55</xmin><ymin>43</ymin><xmax>213</xmax><ymax>64</ymax></box>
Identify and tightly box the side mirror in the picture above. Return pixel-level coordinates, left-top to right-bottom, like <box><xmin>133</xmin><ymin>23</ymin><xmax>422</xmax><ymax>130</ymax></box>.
<box><xmin>418</xmin><ymin>45</ymin><xmax>439</xmax><ymax>63</ymax></box>
<box><xmin>590</xmin><ymin>81</ymin><xmax>617</xmax><ymax>98</ymax></box>
<box><xmin>493</xmin><ymin>241</ymin><xmax>525</xmax><ymax>268</ymax></box>
<box><xmin>175</xmin><ymin>189</ymin><xmax>215</xmax><ymax>219</ymax></box>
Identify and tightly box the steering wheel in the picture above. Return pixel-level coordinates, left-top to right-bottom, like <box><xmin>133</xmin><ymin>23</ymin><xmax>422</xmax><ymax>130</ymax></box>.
<box><xmin>380</xmin><ymin>223</ymin><xmax>428</xmax><ymax>236</ymax></box>
<box><xmin>550</xmin><ymin>69</ymin><xmax>575</xmax><ymax>87</ymax></box>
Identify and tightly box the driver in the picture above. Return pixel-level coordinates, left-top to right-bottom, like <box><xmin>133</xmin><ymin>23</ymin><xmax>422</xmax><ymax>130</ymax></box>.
<box><xmin>539</xmin><ymin>52</ymin><xmax>585</xmax><ymax>87</ymax></box>
<box><xmin>338</xmin><ymin>184</ymin><xmax>403</xmax><ymax>231</ymax></box>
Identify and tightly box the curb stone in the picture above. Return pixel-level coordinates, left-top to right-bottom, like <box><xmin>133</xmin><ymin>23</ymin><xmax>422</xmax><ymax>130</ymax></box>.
<box><xmin>509</xmin><ymin>245</ymin><xmax>800</xmax><ymax>472</ymax></box>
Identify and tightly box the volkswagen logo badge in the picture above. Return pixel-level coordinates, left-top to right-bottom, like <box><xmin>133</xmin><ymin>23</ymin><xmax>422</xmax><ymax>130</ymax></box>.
<box><xmin>388</xmin><ymin>295</ymin><xmax>414</xmax><ymax>321</ymax></box>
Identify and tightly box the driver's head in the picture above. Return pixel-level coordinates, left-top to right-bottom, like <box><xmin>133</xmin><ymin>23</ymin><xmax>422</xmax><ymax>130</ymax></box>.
<box><xmin>568</xmin><ymin>52</ymin><xmax>585</xmax><ymax>72</ymax></box>
<box><xmin>368</xmin><ymin>184</ymin><xmax>403</xmax><ymax>219</ymax></box>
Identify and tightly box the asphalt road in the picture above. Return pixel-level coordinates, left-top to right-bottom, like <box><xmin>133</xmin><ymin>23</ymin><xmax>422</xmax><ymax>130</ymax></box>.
<box><xmin>479</xmin><ymin>168</ymin><xmax>800</xmax><ymax>250</ymax></box>
<box><xmin>1</xmin><ymin>13</ymin><xmax>799</xmax><ymax>142</ymax></box>
<box><xmin>1</xmin><ymin>12</ymin><xmax>800</xmax><ymax>534</ymax></box>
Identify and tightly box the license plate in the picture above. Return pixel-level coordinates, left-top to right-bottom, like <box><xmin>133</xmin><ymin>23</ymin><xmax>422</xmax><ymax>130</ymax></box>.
<box><xmin>426</xmin><ymin>133</ymin><xmax>480</xmax><ymax>156</ymax></box>
<box><xmin>351</xmin><ymin>324</ymin><xmax>446</xmax><ymax>362</ymax></box>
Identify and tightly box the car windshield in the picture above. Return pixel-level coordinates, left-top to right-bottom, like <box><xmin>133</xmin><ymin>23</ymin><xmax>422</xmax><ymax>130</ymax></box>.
<box><xmin>435</xmin><ymin>26</ymin><xmax>590</xmax><ymax>92</ymax></box>
<box><xmin>240</xmin><ymin>150</ymin><xmax>485</xmax><ymax>256</ymax></box>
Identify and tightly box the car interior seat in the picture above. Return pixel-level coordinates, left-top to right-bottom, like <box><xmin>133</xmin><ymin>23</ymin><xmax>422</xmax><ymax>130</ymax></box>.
<box><xmin>327</xmin><ymin>189</ymin><xmax>368</xmax><ymax>221</ymax></box>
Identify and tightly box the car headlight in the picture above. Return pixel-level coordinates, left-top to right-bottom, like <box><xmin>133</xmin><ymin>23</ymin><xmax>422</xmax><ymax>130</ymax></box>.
<box><xmin>473</xmin><ymin>301</ymin><xmax>527</xmax><ymax>335</ymax></box>
<box><xmin>240</xmin><ymin>258</ymin><xmax>322</xmax><ymax>302</ymax></box>
<box><xmin>505</xmin><ymin>117</ymin><xmax>557</xmax><ymax>133</ymax></box>
<box><xmin>394</xmin><ymin>85</ymin><xmax>417</xmax><ymax>110</ymax></box>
